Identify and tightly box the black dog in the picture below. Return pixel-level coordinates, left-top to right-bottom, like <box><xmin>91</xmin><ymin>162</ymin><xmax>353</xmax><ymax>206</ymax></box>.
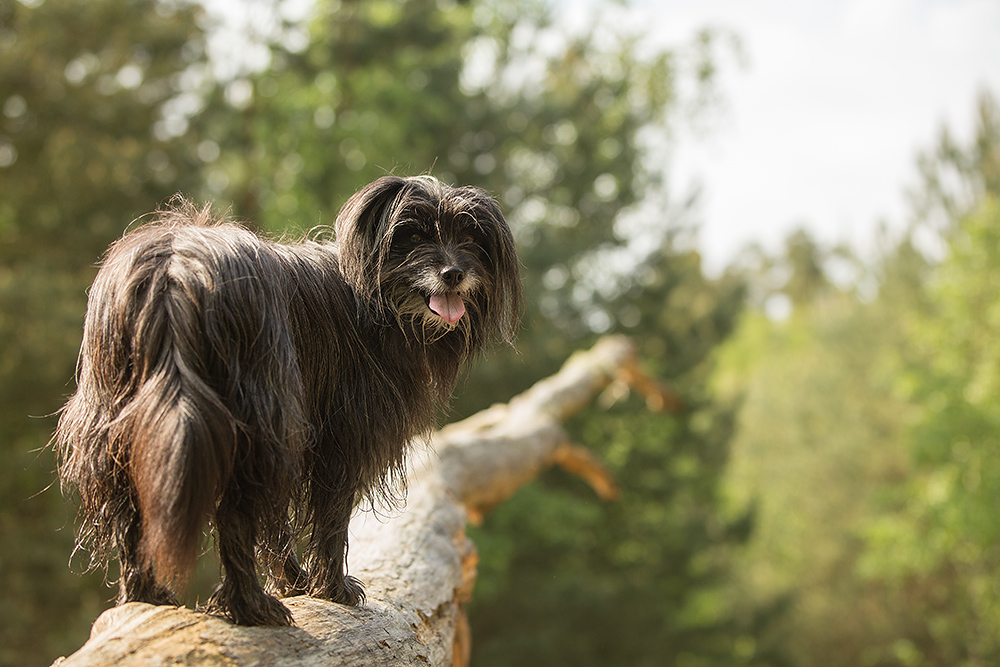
<box><xmin>55</xmin><ymin>175</ymin><xmax>521</xmax><ymax>626</ymax></box>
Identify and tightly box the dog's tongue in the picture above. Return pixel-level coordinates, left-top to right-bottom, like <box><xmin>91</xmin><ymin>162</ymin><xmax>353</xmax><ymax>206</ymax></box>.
<box><xmin>428</xmin><ymin>292</ymin><xmax>466</xmax><ymax>323</ymax></box>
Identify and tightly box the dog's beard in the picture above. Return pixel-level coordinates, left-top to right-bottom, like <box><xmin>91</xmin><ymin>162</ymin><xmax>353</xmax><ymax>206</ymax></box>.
<box><xmin>388</xmin><ymin>266</ymin><xmax>481</xmax><ymax>345</ymax></box>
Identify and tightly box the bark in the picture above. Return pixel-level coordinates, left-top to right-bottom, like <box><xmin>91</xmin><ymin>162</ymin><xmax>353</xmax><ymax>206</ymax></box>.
<box><xmin>52</xmin><ymin>335</ymin><xmax>673</xmax><ymax>667</ymax></box>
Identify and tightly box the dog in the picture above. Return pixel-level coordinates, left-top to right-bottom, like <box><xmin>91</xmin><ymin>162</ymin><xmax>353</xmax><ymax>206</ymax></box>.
<box><xmin>55</xmin><ymin>175</ymin><xmax>522</xmax><ymax>626</ymax></box>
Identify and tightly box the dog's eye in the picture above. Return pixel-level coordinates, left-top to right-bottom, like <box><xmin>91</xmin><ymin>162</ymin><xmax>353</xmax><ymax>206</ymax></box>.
<box><xmin>410</xmin><ymin>232</ymin><xmax>423</xmax><ymax>244</ymax></box>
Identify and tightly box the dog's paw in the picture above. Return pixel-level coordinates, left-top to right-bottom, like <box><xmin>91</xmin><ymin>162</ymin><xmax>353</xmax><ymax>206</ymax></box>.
<box><xmin>241</xmin><ymin>595</ymin><xmax>295</xmax><ymax>627</ymax></box>
<box><xmin>312</xmin><ymin>574</ymin><xmax>366</xmax><ymax>606</ymax></box>
<box><xmin>267</xmin><ymin>558</ymin><xmax>310</xmax><ymax>598</ymax></box>
<box><xmin>118</xmin><ymin>571</ymin><xmax>180</xmax><ymax>607</ymax></box>
<box><xmin>205</xmin><ymin>586</ymin><xmax>294</xmax><ymax>627</ymax></box>
<box><xmin>341</xmin><ymin>575</ymin><xmax>366</xmax><ymax>606</ymax></box>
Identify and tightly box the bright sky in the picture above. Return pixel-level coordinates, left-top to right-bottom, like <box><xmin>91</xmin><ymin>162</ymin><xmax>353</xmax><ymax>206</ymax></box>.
<box><xmin>636</xmin><ymin>0</ymin><xmax>1000</xmax><ymax>273</ymax></box>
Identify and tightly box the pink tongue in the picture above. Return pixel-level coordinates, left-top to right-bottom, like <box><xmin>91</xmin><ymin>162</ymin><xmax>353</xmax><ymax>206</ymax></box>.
<box><xmin>428</xmin><ymin>292</ymin><xmax>466</xmax><ymax>323</ymax></box>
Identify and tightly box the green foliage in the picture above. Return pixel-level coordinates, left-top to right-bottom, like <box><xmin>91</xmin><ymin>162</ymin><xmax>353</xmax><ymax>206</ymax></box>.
<box><xmin>910</xmin><ymin>93</ymin><xmax>1000</xmax><ymax>232</ymax></box>
<box><xmin>852</xmin><ymin>93</ymin><xmax>1000</xmax><ymax>667</ymax></box>
<box><xmin>859</xmin><ymin>198</ymin><xmax>1000</xmax><ymax>666</ymax></box>
<box><xmin>472</xmin><ymin>408</ymin><xmax>751</xmax><ymax>666</ymax></box>
<box><xmin>715</xmin><ymin>287</ymin><xmax>913</xmax><ymax>667</ymax></box>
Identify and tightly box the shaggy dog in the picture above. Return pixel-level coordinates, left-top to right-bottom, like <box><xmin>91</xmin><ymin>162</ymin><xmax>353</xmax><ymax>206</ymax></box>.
<box><xmin>55</xmin><ymin>175</ymin><xmax>521</xmax><ymax>625</ymax></box>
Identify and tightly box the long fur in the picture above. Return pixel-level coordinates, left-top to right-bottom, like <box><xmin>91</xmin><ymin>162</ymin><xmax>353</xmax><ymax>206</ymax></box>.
<box><xmin>55</xmin><ymin>175</ymin><xmax>522</xmax><ymax>626</ymax></box>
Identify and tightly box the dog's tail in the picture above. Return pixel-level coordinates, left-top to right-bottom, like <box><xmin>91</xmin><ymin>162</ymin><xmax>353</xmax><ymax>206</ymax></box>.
<box><xmin>128</xmin><ymin>261</ymin><xmax>239</xmax><ymax>583</ymax></box>
<box><xmin>59</xmin><ymin>209</ymin><xmax>306</xmax><ymax>586</ymax></box>
<box><xmin>110</xmin><ymin>224</ymin><xmax>246</xmax><ymax>584</ymax></box>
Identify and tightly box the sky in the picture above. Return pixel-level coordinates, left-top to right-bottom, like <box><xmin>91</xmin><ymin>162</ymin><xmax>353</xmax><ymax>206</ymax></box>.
<box><xmin>632</xmin><ymin>0</ymin><xmax>1000</xmax><ymax>273</ymax></box>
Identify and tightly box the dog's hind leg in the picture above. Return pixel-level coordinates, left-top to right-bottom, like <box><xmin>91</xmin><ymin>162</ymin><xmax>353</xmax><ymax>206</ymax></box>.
<box><xmin>206</xmin><ymin>494</ymin><xmax>294</xmax><ymax>626</ymax></box>
<box><xmin>115</xmin><ymin>504</ymin><xmax>178</xmax><ymax>607</ymax></box>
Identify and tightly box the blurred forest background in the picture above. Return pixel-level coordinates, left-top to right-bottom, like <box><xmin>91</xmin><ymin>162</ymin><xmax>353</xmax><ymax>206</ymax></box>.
<box><xmin>2</xmin><ymin>0</ymin><xmax>999</xmax><ymax>665</ymax></box>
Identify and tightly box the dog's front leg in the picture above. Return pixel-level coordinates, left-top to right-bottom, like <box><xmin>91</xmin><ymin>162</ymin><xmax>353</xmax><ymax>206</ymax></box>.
<box><xmin>304</xmin><ymin>472</ymin><xmax>365</xmax><ymax>606</ymax></box>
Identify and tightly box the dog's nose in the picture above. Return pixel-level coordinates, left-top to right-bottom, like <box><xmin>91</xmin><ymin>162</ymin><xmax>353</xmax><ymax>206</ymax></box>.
<box><xmin>440</xmin><ymin>266</ymin><xmax>465</xmax><ymax>287</ymax></box>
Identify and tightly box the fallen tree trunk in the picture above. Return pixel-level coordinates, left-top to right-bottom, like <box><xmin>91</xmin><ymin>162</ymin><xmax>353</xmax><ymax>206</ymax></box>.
<box><xmin>53</xmin><ymin>335</ymin><xmax>674</xmax><ymax>667</ymax></box>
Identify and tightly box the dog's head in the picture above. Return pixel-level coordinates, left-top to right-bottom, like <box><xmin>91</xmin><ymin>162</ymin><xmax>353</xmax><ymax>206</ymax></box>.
<box><xmin>335</xmin><ymin>175</ymin><xmax>522</xmax><ymax>349</ymax></box>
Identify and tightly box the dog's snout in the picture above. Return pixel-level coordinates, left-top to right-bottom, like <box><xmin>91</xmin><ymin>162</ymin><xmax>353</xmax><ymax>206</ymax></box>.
<box><xmin>440</xmin><ymin>266</ymin><xmax>465</xmax><ymax>288</ymax></box>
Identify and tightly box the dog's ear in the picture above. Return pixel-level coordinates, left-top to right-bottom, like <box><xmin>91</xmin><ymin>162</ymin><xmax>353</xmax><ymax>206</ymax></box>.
<box><xmin>490</xmin><ymin>208</ymin><xmax>524</xmax><ymax>347</ymax></box>
<box><xmin>335</xmin><ymin>176</ymin><xmax>409</xmax><ymax>297</ymax></box>
<box><xmin>470</xmin><ymin>191</ymin><xmax>523</xmax><ymax>347</ymax></box>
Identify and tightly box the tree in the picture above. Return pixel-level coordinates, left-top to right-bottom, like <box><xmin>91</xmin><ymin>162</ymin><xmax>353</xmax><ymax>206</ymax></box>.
<box><xmin>860</xmin><ymin>92</ymin><xmax>1000</xmax><ymax>666</ymax></box>
<box><xmin>712</xmin><ymin>274</ymin><xmax>913</xmax><ymax>666</ymax></box>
